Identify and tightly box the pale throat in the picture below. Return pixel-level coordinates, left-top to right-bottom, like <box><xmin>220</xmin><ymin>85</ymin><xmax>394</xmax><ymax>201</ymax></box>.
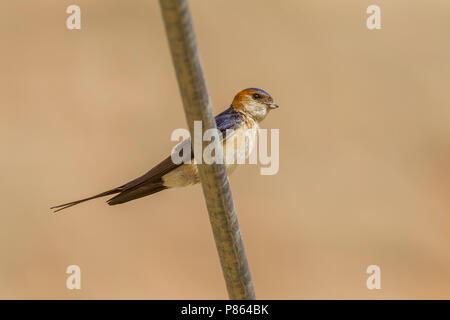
<box><xmin>246</xmin><ymin>104</ymin><xmax>268</xmax><ymax>122</ymax></box>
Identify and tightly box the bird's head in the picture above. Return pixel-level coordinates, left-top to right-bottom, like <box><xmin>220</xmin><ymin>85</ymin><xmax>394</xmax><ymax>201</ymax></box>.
<box><xmin>231</xmin><ymin>88</ymin><xmax>278</xmax><ymax>122</ymax></box>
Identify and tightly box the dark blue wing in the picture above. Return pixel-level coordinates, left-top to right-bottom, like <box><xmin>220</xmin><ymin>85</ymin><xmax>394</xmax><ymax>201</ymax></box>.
<box><xmin>215</xmin><ymin>107</ymin><xmax>244</xmax><ymax>137</ymax></box>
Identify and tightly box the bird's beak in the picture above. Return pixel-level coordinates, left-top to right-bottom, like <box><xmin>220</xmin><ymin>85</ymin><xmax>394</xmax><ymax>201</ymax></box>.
<box><xmin>266</xmin><ymin>102</ymin><xmax>279</xmax><ymax>109</ymax></box>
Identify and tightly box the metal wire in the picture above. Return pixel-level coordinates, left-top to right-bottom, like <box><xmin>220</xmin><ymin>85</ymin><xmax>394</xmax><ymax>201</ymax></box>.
<box><xmin>159</xmin><ymin>0</ymin><xmax>255</xmax><ymax>299</ymax></box>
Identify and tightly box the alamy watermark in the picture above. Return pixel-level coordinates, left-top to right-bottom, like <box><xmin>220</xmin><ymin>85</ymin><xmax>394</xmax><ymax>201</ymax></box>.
<box><xmin>366</xmin><ymin>265</ymin><xmax>381</xmax><ymax>290</ymax></box>
<box><xmin>366</xmin><ymin>5</ymin><xmax>381</xmax><ymax>30</ymax></box>
<box><xmin>66</xmin><ymin>5</ymin><xmax>81</xmax><ymax>30</ymax></box>
<box><xmin>66</xmin><ymin>265</ymin><xmax>81</xmax><ymax>290</ymax></box>
<box><xmin>170</xmin><ymin>121</ymin><xmax>279</xmax><ymax>175</ymax></box>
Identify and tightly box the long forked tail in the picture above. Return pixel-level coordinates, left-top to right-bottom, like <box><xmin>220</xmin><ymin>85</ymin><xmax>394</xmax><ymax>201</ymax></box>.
<box><xmin>51</xmin><ymin>155</ymin><xmax>178</xmax><ymax>213</ymax></box>
<box><xmin>50</xmin><ymin>188</ymin><xmax>121</xmax><ymax>213</ymax></box>
<box><xmin>51</xmin><ymin>181</ymin><xmax>168</xmax><ymax>213</ymax></box>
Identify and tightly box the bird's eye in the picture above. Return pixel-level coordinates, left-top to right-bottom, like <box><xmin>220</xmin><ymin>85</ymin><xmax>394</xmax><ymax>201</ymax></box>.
<box><xmin>252</xmin><ymin>93</ymin><xmax>261</xmax><ymax>99</ymax></box>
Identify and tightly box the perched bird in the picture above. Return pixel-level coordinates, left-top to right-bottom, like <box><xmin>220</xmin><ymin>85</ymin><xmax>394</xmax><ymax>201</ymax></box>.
<box><xmin>51</xmin><ymin>88</ymin><xmax>278</xmax><ymax>212</ymax></box>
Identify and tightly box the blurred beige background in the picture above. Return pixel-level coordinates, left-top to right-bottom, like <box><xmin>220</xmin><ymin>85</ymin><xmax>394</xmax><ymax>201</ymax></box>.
<box><xmin>1</xmin><ymin>0</ymin><xmax>449</xmax><ymax>299</ymax></box>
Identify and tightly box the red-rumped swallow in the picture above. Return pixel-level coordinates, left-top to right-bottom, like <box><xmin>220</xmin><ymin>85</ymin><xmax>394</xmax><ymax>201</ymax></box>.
<box><xmin>51</xmin><ymin>88</ymin><xmax>278</xmax><ymax>212</ymax></box>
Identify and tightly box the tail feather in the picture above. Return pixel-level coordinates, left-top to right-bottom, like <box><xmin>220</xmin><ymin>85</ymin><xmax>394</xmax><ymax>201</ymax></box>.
<box><xmin>50</xmin><ymin>188</ymin><xmax>121</xmax><ymax>213</ymax></box>
<box><xmin>107</xmin><ymin>183</ymin><xmax>167</xmax><ymax>206</ymax></box>
<box><xmin>51</xmin><ymin>182</ymin><xmax>168</xmax><ymax>213</ymax></box>
<box><xmin>51</xmin><ymin>155</ymin><xmax>179</xmax><ymax>212</ymax></box>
